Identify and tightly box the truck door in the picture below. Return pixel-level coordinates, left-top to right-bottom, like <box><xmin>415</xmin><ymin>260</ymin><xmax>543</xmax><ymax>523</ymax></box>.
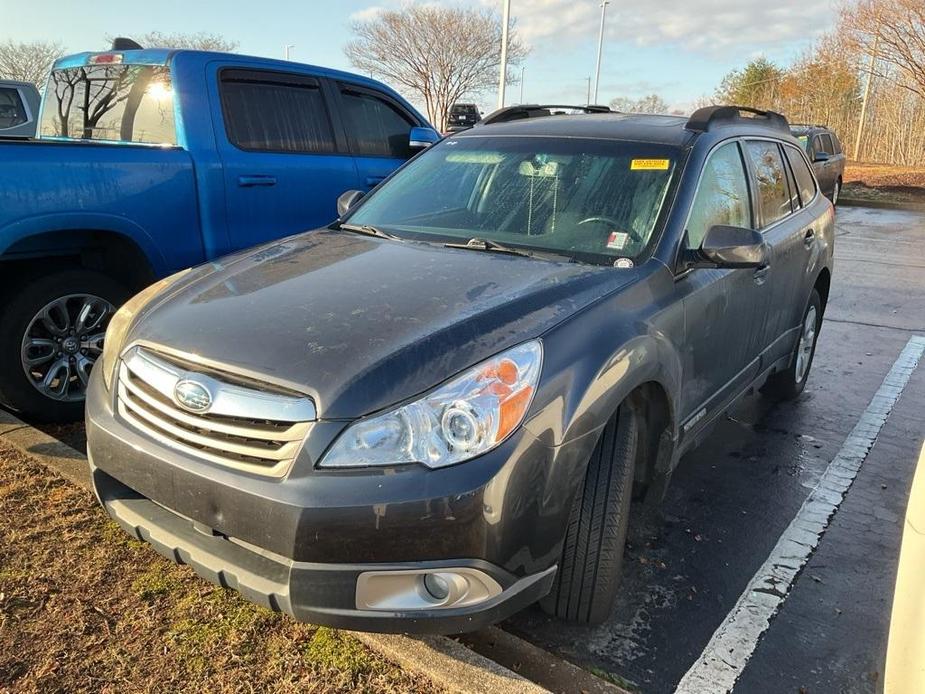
<box><xmin>214</xmin><ymin>68</ymin><xmax>360</xmax><ymax>251</ymax></box>
<box><xmin>332</xmin><ymin>82</ymin><xmax>420</xmax><ymax>192</ymax></box>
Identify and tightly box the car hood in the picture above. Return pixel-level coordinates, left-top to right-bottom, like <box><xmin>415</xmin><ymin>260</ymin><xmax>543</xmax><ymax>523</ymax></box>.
<box><xmin>130</xmin><ymin>230</ymin><xmax>635</xmax><ymax>419</ymax></box>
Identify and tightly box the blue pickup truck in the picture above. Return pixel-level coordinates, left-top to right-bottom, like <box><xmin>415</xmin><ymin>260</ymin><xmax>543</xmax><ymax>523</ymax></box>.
<box><xmin>0</xmin><ymin>46</ymin><xmax>438</xmax><ymax>421</ymax></box>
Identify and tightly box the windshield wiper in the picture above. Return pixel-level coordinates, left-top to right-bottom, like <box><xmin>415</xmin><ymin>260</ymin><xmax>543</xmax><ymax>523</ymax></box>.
<box><xmin>444</xmin><ymin>237</ymin><xmax>575</xmax><ymax>263</ymax></box>
<box><xmin>338</xmin><ymin>223</ymin><xmax>401</xmax><ymax>241</ymax></box>
<box><xmin>444</xmin><ymin>237</ymin><xmax>534</xmax><ymax>258</ymax></box>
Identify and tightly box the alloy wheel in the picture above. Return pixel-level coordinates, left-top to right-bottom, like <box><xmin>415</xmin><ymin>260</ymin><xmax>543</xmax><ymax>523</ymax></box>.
<box><xmin>20</xmin><ymin>294</ymin><xmax>114</xmax><ymax>402</ymax></box>
<box><xmin>794</xmin><ymin>305</ymin><xmax>818</xmax><ymax>384</ymax></box>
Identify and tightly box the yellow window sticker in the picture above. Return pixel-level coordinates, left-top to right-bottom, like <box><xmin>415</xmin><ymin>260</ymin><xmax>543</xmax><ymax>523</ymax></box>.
<box><xmin>631</xmin><ymin>159</ymin><xmax>670</xmax><ymax>171</ymax></box>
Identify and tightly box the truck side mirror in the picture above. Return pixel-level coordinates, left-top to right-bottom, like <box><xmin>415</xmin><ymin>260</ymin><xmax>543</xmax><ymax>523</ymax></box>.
<box><xmin>813</xmin><ymin>151</ymin><xmax>830</xmax><ymax>163</ymax></box>
<box><xmin>337</xmin><ymin>190</ymin><xmax>365</xmax><ymax>217</ymax></box>
<box><xmin>409</xmin><ymin>126</ymin><xmax>441</xmax><ymax>150</ymax></box>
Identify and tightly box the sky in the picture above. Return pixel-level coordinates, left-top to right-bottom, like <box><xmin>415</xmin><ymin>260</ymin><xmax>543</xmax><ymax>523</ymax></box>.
<box><xmin>1</xmin><ymin>0</ymin><xmax>839</xmax><ymax>115</ymax></box>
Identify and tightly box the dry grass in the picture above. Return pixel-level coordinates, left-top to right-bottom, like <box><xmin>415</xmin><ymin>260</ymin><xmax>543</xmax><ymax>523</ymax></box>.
<box><xmin>843</xmin><ymin>162</ymin><xmax>925</xmax><ymax>204</ymax></box>
<box><xmin>0</xmin><ymin>441</ymin><xmax>441</xmax><ymax>694</ymax></box>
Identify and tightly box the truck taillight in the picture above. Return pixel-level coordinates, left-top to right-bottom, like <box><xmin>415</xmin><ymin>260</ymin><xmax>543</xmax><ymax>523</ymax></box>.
<box><xmin>89</xmin><ymin>53</ymin><xmax>123</xmax><ymax>64</ymax></box>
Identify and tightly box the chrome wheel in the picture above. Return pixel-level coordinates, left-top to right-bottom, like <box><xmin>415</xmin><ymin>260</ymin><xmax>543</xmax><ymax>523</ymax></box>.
<box><xmin>20</xmin><ymin>294</ymin><xmax>114</xmax><ymax>402</ymax></box>
<box><xmin>832</xmin><ymin>180</ymin><xmax>840</xmax><ymax>205</ymax></box>
<box><xmin>794</xmin><ymin>305</ymin><xmax>818</xmax><ymax>384</ymax></box>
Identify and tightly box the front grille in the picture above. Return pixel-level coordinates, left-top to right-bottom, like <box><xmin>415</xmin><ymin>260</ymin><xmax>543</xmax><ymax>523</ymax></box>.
<box><xmin>116</xmin><ymin>346</ymin><xmax>315</xmax><ymax>477</ymax></box>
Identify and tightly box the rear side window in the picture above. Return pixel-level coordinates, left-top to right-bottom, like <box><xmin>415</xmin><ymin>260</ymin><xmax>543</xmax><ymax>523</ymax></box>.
<box><xmin>0</xmin><ymin>87</ymin><xmax>27</xmax><ymax>128</ymax></box>
<box><xmin>815</xmin><ymin>134</ymin><xmax>835</xmax><ymax>156</ymax></box>
<box><xmin>744</xmin><ymin>141</ymin><xmax>791</xmax><ymax>227</ymax></box>
<box><xmin>221</xmin><ymin>71</ymin><xmax>335</xmax><ymax>153</ymax></box>
<box><xmin>828</xmin><ymin>133</ymin><xmax>842</xmax><ymax>154</ymax></box>
<box><xmin>784</xmin><ymin>146</ymin><xmax>816</xmax><ymax>204</ymax></box>
<box><xmin>40</xmin><ymin>65</ymin><xmax>176</xmax><ymax>144</ymax></box>
<box><xmin>685</xmin><ymin>141</ymin><xmax>752</xmax><ymax>249</ymax></box>
<box><xmin>339</xmin><ymin>87</ymin><xmax>414</xmax><ymax>159</ymax></box>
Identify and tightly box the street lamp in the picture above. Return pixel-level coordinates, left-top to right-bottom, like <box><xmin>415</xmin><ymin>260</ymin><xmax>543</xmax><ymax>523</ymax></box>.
<box><xmin>498</xmin><ymin>0</ymin><xmax>511</xmax><ymax>109</ymax></box>
<box><xmin>593</xmin><ymin>0</ymin><xmax>610</xmax><ymax>105</ymax></box>
<box><xmin>520</xmin><ymin>66</ymin><xmax>525</xmax><ymax>104</ymax></box>
<box><xmin>284</xmin><ymin>44</ymin><xmax>295</xmax><ymax>61</ymax></box>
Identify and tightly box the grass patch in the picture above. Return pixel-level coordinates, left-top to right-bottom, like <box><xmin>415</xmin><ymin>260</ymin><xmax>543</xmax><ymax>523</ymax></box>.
<box><xmin>306</xmin><ymin>627</ymin><xmax>383</xmax><ymax>682</ymax></box>
<box><xmin>131</xmin><ymin>560</ymin><xmax>183</xmax><ymax>601</ymax></box>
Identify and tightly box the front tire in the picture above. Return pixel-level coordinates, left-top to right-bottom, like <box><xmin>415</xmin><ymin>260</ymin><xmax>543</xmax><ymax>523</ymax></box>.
<box><xmin>832</xmin><ymin>178</ymin><xmax>841</xmax><ymax>206</ymax></box>
<box><xmin>763</xmin><ymin>288</ymin><xmax>822</xmax><ymax>401</ymax></box>
<box><xmin>540</xmin><ymin>404</ymin><xmax>637</xmax><ymax>624</ymax></box>
<box><xmin>0</xmin><ymin>269</ymin><xmax>129</xmax><ymax>422</ymax></box>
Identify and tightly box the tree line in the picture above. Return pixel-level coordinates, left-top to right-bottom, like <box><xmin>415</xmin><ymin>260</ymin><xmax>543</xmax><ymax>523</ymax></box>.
<box><xmin>712</xmin><ymin>0</ymin><xmax>925</xmax><ymax>166</ymax></box>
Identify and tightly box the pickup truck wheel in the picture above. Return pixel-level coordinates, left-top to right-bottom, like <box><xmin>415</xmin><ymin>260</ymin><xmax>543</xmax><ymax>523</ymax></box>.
<box><xmin>763</xmin><ymin>288</ymin><xmax>822</xmax><ymax>401</ymax></box>
<box><xmin>0</xmin><ymin>270</ymin><xmax>129</xmax><ymax>422</ymax></box>
<box><xmin>540</xmin><ymin>404</ymin><xmax>637</xmax><ymax>624</ymax></box>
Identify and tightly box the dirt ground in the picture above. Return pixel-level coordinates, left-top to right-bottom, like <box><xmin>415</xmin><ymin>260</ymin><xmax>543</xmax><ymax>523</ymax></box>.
<box><xmin>842</xmin><ymin>162</ymin><xmax>925</xmax><ymax>204</ymax></box>
<box><xmin>0</xmin><ymin>441</ymin><xmax>440</xmax><ymax>694</ymax></box>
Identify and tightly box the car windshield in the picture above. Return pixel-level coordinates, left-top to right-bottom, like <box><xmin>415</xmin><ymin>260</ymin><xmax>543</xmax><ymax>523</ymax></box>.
<box><xmin>345</xmin><ymin>136</ymin><xmax>680</xmax><ymax>264</ymax></box>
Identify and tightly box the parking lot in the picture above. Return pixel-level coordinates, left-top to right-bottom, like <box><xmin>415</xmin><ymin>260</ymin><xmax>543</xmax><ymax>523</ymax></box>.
<box><xmin>3</xmin><ymin>204</ymin><xmax>923</xmax><ymax>693</ymax></box>
<box><xmin>504</xmin><ymin>205</ymin><xmax>925</xmax><ymax>692</ymax></box>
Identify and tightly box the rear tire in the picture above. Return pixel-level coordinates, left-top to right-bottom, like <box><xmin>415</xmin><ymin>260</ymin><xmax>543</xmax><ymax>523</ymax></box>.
<box><xmin>763</xmin><ymin>288</ymin><xmax>822</xmax><ymax>402</ymax></box>
<box><xmin>0</xmin><ymin>269</ymin><xmax>130</xmax><ymax>422</ymax></box>
<box><xmin>540</xmin><ymin>404</ymin><xmax>637</xmax><ymax>624</ymax></box>
<box><xmin>832</xmin><ymin>178</ymin><xmax>841</xmax><ymax>206</ymax></box>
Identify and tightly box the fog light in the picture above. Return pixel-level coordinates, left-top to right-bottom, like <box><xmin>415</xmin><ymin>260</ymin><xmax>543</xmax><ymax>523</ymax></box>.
<box><xmin>423</xmin><ymin>573</ymin><xmax>450</xmax><ymax>600</ymax></box>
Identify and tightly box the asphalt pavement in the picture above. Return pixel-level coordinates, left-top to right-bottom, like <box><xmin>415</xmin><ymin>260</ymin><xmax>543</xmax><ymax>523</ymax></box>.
<box><xmin>504</xmin><ymin>205</ymin><xmax>925</xmax><ymax>693</ymax></box>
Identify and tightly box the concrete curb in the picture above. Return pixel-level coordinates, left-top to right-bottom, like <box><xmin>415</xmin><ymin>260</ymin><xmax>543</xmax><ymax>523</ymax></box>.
<box><xmin>839</xmin><ymin>197</ymin><xmax>925</xmax><ymax>212</ymax></box>
<box><xmin>0</xmin><ymin>408</ymin><xmax>553</xmax><ymax>694</ymax></box>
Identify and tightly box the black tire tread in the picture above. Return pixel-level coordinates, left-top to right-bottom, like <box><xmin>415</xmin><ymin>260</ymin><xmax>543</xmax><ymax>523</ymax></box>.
<box><xmin>541</xmin><ymin>405</ymin><xmax>637</xmax><ymax>624</ymax></box>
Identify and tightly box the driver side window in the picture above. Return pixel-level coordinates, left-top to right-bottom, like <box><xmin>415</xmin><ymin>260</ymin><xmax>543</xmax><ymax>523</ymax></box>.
<box><xmin>685</xmin><ymin>142</ymin><xmax>752</xmax><ymax>250</ymax></box>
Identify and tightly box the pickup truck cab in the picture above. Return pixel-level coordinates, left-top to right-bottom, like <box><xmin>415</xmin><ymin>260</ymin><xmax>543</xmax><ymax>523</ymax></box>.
<box><xmin>0</xmin><ymin>47</ymin><xmax>438</xmax><ymax>421</ymax></box>
<box><xmin>0</xmin><ymin>80</ymin><xmax>40</xmax><ymax>138</ymax></box>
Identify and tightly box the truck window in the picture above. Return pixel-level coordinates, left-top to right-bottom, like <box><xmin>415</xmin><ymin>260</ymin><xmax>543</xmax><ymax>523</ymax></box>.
<box><xmin>0</xmin><ymin>87</ymin><xmax>27</xmax><ymax>128</ymax></box>
<box><xmin>685</xmin><ymin>142</ymin><xmax>752</xmax><ymax>249</ymax></box>
<box><xmin>339</xmin><ymin>87</ymin><xmax>414</xmax><ymax>159</ymax></box>
<box><xmin>784</xmin><ymin>145</ymin><xmax>816</xmax><ymax>205</ymax></box>
<box><xmin>220</xmin><ymin>72</ymin><xmax>335</xmax><ymax>154</ymax></box>
<box><xmin>40</xmin><ymin>65</ymin><xmax>176</xmax><ymax>145</ymax></box>
<box><xmin>745</xmin><ymin>140</ymin><xmax>791</xmax><ymax>227</ymax></box>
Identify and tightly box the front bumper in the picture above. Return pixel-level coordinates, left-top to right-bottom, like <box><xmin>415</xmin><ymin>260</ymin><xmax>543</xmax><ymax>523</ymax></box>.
<box><xmin>92</xmin><ymin>464</ymin><xmax>555</xmax><ymax>634</ymax></box>
<box><xmin>86</xmin><ymin>367</ymin><xmax>572</xmax><ymax>633</ymax></box>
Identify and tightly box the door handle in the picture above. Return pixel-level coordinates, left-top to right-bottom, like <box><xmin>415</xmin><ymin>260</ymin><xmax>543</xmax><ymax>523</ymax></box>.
<box><xmin>238</xmin><ymin>175</ymin><xmax>277</xmax><ymax>187</ymax></box>
<box><xmin>753</xmin><ymin>265</ymin><xmax>770</xmax><ymax>284</ymax></box>
<box><xmin>365</xmin><ymin>176</ymin><xmax>386</xmax><ymax>186</ymax></box>
<box><xmin>803</xmin><ymin>229</ymin><xmax>815</xmax><ymax>248</ymax></box>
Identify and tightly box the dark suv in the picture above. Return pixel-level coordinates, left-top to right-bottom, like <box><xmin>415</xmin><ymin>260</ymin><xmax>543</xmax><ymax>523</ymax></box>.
<box><xmin>790</xmin><ymin>124</ymin><xmax>845</xmax><ymax>204</ymax></box>
<box><xmin>86</xmin><ymin>106</ymin><xmax>834</xmax><ymax>633</ymax></box>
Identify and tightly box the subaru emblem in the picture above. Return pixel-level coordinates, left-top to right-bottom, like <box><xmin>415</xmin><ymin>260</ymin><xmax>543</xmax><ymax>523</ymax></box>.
<box><xmin>174</xmin><ymin>378</ymin><xmax>213</xmax><ymax>413</ymax></box>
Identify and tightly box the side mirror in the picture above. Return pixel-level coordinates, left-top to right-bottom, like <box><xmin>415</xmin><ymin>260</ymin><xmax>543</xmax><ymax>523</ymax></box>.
<box><xmin>337</xmin><ymin>189</ymin><xmax>365</xmax><ymax>217</ymax></box>
<box><xmin>813</xmin><ymin>151</ymin><xmax>830</xmax><ymax>163</ymax></box>
<box><xmin>409</xmin><ymin>126</ymin><xmax>441</xmax><ymax>150</ymax></box>
<box><xmin>697</xmin><ymin>225</ymin><xmax>769</xmax><ymax>269</ymax></box>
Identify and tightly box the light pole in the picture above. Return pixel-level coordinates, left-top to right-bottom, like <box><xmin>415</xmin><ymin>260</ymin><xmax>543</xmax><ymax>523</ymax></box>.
<box><xmin>498</xmin><ymin>0</ymin><xmax>511</xmax><ymax>109</ymax></box>
<box><xmin>593</xmin><ymin>0</ymin><xmax>610</xmax><ymax>105</ymax></box>
<box><xmin>520</xmin><ymin>66</ymin><xmax>525</xmax><ymax>104</ymax></box>
<box><xmin>284</xmin><ymin>44</ymin><xmax>294</xmax><ymax>61</ymax></box>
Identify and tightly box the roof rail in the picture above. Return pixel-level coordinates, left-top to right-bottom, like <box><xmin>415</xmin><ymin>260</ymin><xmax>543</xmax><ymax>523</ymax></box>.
<box><xmin>685</xmin><ymin>105</ymin><xmax>789</xmax><ymax>134</ymax></box>
<box><xmin>788</xmin><ymin>122</ymin><xmax>829</xmax><ymax>130</ymax></box>
<box><xmin>480</xmin><ymin>104</ymin><xmax>612</xmax><ymax>126</ymax></box>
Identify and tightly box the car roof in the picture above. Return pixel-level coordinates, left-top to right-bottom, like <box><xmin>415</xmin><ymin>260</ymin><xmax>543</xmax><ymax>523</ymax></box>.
<box><xmin>455</xmin><ymin>112</ymin><xmax>694</xmax><ymax>146</ymax></box>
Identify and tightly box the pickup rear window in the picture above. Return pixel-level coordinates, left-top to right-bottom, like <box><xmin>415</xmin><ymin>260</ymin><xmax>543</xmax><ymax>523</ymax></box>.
<box><xmin>40</xmin><ymin>65</ymin><xmax>177</xmax><ymax>145</ymax></box>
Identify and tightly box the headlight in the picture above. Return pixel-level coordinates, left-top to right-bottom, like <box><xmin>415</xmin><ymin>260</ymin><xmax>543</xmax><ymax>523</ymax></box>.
<box><xmin>100</xmin><ymin>269</ymin><xmax>191</xmax><ymax>391</ymax></box>
<box><xmin>319</xmin><ymin>340</ymin><xmax>543</xmax><ymax>469</ymax></box>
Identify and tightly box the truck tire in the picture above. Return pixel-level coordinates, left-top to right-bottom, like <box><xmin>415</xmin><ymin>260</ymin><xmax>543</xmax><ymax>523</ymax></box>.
<box><xmin>0</xmin><ymin>269</ymin><xmax>130</xmax><ymax>422</ymax></box>
<box><xmin>763</xmin><ymin>288</ymin><xmax>822</xmax><ymax>402</ymax></box>
<box><xmin>540</xmin><ymin>404</ymin><xmax>637</xmax><ymax>624</ymax></box>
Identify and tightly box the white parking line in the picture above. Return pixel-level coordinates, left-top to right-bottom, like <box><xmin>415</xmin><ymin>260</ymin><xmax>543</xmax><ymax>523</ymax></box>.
<box><xmin>675</xmin><ymin>335</ymin><xmax>925</xmax><ymax>694</ymax></box>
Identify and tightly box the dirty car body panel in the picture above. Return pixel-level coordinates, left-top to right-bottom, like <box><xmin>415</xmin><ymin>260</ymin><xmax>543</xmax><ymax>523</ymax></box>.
<box><xmin>87</xmin><ymin>109</ymin><xmax>835</xmax><ymax>633</ymax></box>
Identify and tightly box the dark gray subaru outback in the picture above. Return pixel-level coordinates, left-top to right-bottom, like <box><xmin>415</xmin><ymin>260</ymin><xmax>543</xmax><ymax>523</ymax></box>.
<box><xmin>86</xmin><ymin>106</ymin><xmax>834</xmax><ymax>633</ymax></box>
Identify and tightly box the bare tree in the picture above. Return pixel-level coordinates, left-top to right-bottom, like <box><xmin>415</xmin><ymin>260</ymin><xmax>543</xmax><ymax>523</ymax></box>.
<box><xmin>0</xmin><ymin>40</ymin><xmax>65</xmax><ymax>87</ymax></box>
<box><xmin>609</xmin><ymin>94</ymin><xmax>670</xmax><ymax>114</ymax></box>
<box><xmin>345</xmin><ymin>5</ymin><xmax>527</xmax><ymax>130</ymax></box>
<box><xmin>843</xmin><ymin>0</ymin><xmax>925</xmax><ymax>99</ymax></box>
<box><xmin>104</xmin><ymin>32</ymin><xmax>239</xmax><ymax>52</ymax></box>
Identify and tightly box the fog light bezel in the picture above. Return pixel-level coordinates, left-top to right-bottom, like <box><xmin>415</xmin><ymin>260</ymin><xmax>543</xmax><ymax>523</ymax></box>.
<box><xmin>356</xmin><ymin>567</ymin><xmax>503</xmax><ymax>611</ymax></box>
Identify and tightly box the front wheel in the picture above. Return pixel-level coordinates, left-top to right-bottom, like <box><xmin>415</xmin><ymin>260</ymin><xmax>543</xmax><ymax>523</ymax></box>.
<box><xmin>0</xmin><ymin>269</ymin><xmax>130</xmax><ymax>422</ymax></box>
<box><xmin>832</xmin><ymin>179</ymin><xmax>841</xmax><ymax>206</ymax></box>
<box><xmin>540</xmin><ymin>404</ymin><xmax>637</xmax><ymax>624</ymax></box>
<box><xmin>763</xmin><ymin>288</ymin><xmax>822</xmax><ymax>401</ymax></box>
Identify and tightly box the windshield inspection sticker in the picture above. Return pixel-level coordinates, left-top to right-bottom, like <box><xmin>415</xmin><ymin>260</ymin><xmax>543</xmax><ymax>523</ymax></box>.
<box><xmin>607</xmin><ymin>231</ymin><xmax>629</xmax><ymax>250</ymax></box>
<box><xmin>631</xmin><ymin>158</ymin><xmax>670</xmax><ymax>170</ymax></box>
<box><xmin>613</xmin><ymin>257</ymin><xmax>635</xmax><ymax>268</ymax></box>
